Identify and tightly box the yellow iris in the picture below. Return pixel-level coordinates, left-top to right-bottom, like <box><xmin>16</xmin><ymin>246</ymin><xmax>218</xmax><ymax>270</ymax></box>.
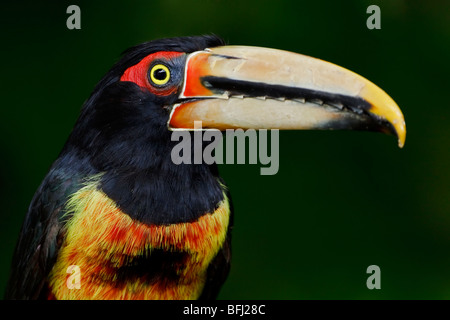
<box><xmin>149</xmin><ymin>64</ymin><xmax>170</xmax><ymax>86</ymax></box>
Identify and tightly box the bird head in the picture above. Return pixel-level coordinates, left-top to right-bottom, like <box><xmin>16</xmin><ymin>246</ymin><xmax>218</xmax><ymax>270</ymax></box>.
<box><xmin>59</xmin><ymin>34</ymin><xmax>407</xmax><ymax>226</ymax></box>
<box><xmin>70</xmin><ymin>34</ymin><xmax>405</xmax><ymax>168</ymax></box>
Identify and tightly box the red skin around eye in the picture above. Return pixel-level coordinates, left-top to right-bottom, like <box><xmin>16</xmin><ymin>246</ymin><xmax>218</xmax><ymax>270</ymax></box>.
<box><xmin>120</xmin><ymin>51</ymin><xmax>184</xmax><ymax>96</ymax></box>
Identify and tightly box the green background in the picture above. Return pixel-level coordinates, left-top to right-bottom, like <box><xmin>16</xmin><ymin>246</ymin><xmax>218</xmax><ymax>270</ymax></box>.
<box><xmin>1</xmin><ymin>0</ymin><xmax>449</xmax><ymax>299</ymax></box>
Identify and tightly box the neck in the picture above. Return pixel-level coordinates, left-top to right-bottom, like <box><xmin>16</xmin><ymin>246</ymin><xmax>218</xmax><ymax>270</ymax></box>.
<box><xmin>100</xmin><ymin>153</ymin><xmax>225</xmax><ymax>225</ymax></box>
<box><xmin>61</xmin><ymin>82</ymin><xmax>226</xmax><ymax>225</ymax></box>
<box><xmin>62</xmin><ymin>127</ymin><xmax>225</xmax><ymax>225</ymax></box>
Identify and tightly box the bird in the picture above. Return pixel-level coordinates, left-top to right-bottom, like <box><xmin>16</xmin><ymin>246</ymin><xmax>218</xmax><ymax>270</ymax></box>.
<box><xmin>5</xmin><ymin>35</ymin><xmax>405</xmax><ymax>300</ymax></box>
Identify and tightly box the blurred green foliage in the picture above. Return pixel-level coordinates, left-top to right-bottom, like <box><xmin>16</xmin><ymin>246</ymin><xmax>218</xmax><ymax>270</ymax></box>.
<box><xmin>1</xmin><ymin>0</ymin><xmax>450</xmax><ymax>299</ymax></box>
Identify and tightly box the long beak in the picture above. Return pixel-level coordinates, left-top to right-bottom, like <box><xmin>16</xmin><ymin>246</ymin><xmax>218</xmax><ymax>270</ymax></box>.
<box><xmin>169</xmin><ymin>46</ymin><xmax>406</xmax><ymax>148</ymax></box>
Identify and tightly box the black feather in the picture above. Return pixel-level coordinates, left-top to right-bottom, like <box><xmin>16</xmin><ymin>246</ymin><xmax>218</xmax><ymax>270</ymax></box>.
<box><xmin>5</xmin><ymin>35</ymin><xmax>232</xmax><ymax>299</ymax></box>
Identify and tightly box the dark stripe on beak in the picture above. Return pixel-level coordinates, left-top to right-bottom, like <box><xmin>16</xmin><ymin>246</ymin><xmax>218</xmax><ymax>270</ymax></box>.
<box><xmin>199</xmin><ymin>76</ymin><xmax>397</xmax><ymax>136</ymax></box>
<box><xmin>200</xmin><ymin>76</ymin><xmax>372</xmax><ymax>115</ymax></box>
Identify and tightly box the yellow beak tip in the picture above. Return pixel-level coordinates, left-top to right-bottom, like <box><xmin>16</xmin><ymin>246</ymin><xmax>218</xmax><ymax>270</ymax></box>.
<box><xmin>394</xmin><ymin>121</ymin><xmax>406</xmax><ymax>148</ymax></box>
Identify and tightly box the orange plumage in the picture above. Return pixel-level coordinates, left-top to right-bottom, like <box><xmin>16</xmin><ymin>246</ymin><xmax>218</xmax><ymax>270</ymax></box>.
<box><xmin>48</xmin><ymin>178</ymin><xmax>230</xmax><ymax>300</ymax></box>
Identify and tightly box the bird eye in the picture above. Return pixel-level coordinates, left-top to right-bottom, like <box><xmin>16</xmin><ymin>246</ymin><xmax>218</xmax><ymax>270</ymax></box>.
<box><xmin>149</xmin><ymin>64</ymin><xmax>171</xmax><ymax>86</ymax></box>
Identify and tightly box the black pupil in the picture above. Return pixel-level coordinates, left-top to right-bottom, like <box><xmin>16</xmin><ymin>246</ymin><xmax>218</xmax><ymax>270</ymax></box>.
<box><xmin>154</xmin><ymin>68</ymin><xmax>167</xmax><ymax>81</ymax></box>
